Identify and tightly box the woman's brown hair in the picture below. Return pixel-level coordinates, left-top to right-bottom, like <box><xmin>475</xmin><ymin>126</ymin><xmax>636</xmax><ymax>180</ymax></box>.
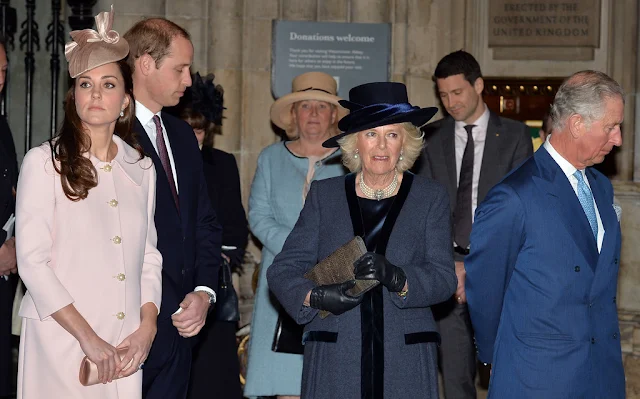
<box><xmin>179</xmin><ymin>106</ymin><xmax>216</xmax><ymax>147</ymax></box>
<box><xmin>50</xmin><ymin>59</ymin><xmax>143</xmax><ymax>201</ymax></box>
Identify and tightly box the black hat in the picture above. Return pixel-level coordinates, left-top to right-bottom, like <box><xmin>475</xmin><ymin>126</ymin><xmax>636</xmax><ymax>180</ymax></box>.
<box><xmin>322</xmin><ymin>82</ymin><xmax>438</xmax><ymax>148</ymax></box>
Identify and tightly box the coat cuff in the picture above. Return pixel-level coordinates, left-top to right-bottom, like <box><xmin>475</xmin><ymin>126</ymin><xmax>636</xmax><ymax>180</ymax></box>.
<box><xmin>194</xmin><ymin>285</ymin><xmax>216</xmax><ymax>303</ymax></box>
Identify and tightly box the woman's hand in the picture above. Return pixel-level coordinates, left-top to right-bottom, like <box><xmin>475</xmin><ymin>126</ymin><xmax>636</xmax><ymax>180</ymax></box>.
<box><xmin>354</xmin><ymin>252</ymin><xmax>407</xmax><ymax>292</ymax></box>
<box><xmin>309</xmin><ymin>280</ymin><xmax>363</xmax><ymax>315</ymax></box>
<box><xmin>116</xmin><ymin>322</ymin><xmax>157</xmax><ymax>378</ymax></box>
<box><xmin>78</xmin><ymin>334</ymin><xmax>121</xmax><ymax>384</ymax></box>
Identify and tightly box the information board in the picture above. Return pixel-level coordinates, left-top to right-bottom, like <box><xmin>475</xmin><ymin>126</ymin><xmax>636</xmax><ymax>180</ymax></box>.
<box><xmin>272</xmin><ymin>20</ymin><xmax>391</xmax><ymax>99</ymax></box>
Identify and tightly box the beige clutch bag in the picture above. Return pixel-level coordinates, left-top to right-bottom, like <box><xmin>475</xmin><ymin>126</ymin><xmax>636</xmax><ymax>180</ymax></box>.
<box><xmin>304</xmin><ymin>236</ymin><xmax>379</xmax><ymax>318</ymax></box>
<box><xmin>79</xmin><ymin>347</ymin><xmax>132</xmax><ymax>386</ymax></box>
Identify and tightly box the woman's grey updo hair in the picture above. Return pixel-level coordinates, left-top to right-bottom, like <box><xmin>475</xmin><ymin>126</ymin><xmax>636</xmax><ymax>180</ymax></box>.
<box><xmin>550</xmin><ymin>70</ymin><xmax>624</xmax><ymax>132</ymax></box>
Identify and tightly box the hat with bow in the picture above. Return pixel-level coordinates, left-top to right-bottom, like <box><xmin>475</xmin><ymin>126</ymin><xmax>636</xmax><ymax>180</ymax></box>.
<box><xmin>64</xmin><ymin>5</ymin><xmax>129</xmax><ymax>79</ymax></box>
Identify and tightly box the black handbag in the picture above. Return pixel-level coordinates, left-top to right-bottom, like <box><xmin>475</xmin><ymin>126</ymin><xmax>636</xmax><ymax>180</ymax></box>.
<box><xmin>271</xmin><ymin>304</ymin><xmax>304</xmax><ymax>354</ymax></box>
<box><xmin>214</xmin><ymin>259</ymin><xmax>240</xmax><ymax>322</ymax></box>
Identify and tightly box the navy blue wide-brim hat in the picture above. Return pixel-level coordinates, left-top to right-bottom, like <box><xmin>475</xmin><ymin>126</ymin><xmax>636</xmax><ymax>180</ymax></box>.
<box><xmin>322</xmin><ymin>82</ymin><xmax>438</xmax><ymax>148</ymax></box>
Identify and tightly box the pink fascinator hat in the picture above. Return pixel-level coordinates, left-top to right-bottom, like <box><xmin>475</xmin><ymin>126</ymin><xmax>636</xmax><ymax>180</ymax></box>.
<box><xmin>64</xmin><ymin>5</ymin><xmax>129</xmax><ymax>78</ymax></box>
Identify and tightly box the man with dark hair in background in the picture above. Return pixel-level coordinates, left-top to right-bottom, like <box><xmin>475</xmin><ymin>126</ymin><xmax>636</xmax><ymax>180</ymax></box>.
<box><xmin>539</xmin><ymin>110</ymin><xmax>553</xmax><ymax>143</ymax></box>
<box><xmin>416</xmin><ymin>50</ymin><xmax>532</xmax><ymax>398</ymax></box>
<box><xmin>0</xmin><ymin>37</ymin><xmax>17</xmax><ymax>399</ymax></box>
<box><xmin>124</xmin><ymin>19</ymin><xmax>222</xmax><ymax>399</ymax></box>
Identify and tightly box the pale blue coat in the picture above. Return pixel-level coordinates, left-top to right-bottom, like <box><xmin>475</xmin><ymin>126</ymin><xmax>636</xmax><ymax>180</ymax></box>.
<box><xmin>244</xmin><ymin>141</ymin><xmax>346</xmax><ymax>397</ymax></box>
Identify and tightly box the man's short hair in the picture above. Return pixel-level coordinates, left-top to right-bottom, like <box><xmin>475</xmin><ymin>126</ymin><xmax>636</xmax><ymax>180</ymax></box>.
<box><xmin>550</xmin><ymin>70</ymin><xmax>624</xmax><ymax>132</ymax></box>
<box><xmin>123</xmin><ymin>18</ymin><xmax>190</xmax><ymax>73</ymax></box>
<box><xmin>541</xmin><ymin>110</ymin><xmax>552</xmax><ymax>135</ymax></box>
<box><xmin>433</xmin><ymin>50</ymin><xmax>483</xmax><ymax>86</ymax></box>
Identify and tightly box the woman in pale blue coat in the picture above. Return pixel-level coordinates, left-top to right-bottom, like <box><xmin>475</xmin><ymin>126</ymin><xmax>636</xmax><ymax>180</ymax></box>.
<box><xmin>244</xmin><ymin>72</ymin><xmax>348</xmax><ymax>398</ymax></box>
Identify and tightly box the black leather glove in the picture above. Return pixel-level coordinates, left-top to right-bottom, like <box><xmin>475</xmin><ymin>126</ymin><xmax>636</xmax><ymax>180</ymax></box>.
<box><xmin>309</xmin><ymin>280</ymin><xmax>363</xmax><ymax>315</ymax></box>
<box><xmin>353</xmin><ymin>252</ymin><xmax>407</xmax><ymax>292</ymax></box>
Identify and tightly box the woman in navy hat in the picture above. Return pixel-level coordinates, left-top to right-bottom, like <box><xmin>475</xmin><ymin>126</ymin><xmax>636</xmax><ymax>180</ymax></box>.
<box><xmin>267</xmin><ymin>82</ymin><xmax>457</xmax><ymax>398</ymax></box>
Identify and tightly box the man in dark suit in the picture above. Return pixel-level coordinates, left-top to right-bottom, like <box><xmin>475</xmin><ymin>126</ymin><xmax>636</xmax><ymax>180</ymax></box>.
<box><xmin>416</xmin><ymin>50</ymin><xmax>532</xmax><ymax>398</ymax></box>
<box><xmin>0</xmin><ymin>39</ymin><xmax>17</xmax><ymax>399</ymax></box>
<box><xmin>466</xmin><ymin>70</ymin><xmax>625</xmax><ymax>398</ymax></box>
<box><xmin>124</xmin><ymin>19</ymin><xmax>222</xmax><ymax>399</ymax></box>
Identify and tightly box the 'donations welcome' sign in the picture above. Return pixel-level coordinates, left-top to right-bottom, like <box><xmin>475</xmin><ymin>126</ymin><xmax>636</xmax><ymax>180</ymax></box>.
<box><xmin>272</xmin><ymin>20</ymin><xmax>391</xmax><ymax>99</ymax></box>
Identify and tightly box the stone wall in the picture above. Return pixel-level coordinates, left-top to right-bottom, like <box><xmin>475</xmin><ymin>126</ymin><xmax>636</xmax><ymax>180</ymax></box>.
<box><xmin>10</xmin><ymin>0</ymin><xmax>640</xmax><ymax>394</ymax></box>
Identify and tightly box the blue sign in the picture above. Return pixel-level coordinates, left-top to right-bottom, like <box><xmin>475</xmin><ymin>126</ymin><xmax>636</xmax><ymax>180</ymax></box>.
<box><xmin>272</xmin><ymin>20</ymin><xmax>391</xmax><ymax>99</ymax></box>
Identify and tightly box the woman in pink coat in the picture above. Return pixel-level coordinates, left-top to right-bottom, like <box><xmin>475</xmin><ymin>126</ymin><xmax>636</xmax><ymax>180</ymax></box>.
<box><xmin>14</xmin><ymin>7</ymin><xmax>162</xmax><ymax>399</ymax></box>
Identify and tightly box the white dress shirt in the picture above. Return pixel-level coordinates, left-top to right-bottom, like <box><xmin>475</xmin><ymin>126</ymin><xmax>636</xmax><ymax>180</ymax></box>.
<box><xmin>454</xmin><ymin>104</ymin><xmax>490</xmax><ymax>222</ymax></box>
<box><xmin>135</xmin><ymin>100</ymin><xmax>180</xmax><ymax>193</ymax></box>
<box><xmin>544</xmin><ymin>137</ymin><xmax>604</xmax><ymax>252</ymax></box>
<box><xmin>135</xmin><ymin>100</ymin><xmax>216</xmax><ymax>301</ymax></box>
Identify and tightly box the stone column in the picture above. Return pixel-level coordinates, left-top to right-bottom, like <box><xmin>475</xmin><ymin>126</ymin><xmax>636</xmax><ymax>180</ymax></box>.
<box><xmin>608</xmin><ymin>0</ymin><xmax>637</xmax><ymax>182</ymax></box>
<box><xmin>318</xmin><ymin>0</ymin><xmax>348</xmax><ymax>21</ymax></box>
<box><xmin>350</xmin><ymin>0</ymin><xmax>390</xmax><ymax>23</ymax></box>
<box><xmin>208</xmin><ymin>0</ymin><xmax>243</xmax><ymax>157</ymax></box>
<box><xmin>404</xmin><ymin>0</ymin><xmax>465</xmax><ymax>112</ymax></box>
<box><xmin>611</xmin><ymin>2</ymin><xmax>640</xmax><ymax>395</ymax></box>
<box><xmin>238</xmin><ymin>1</ymin><xmax>282</xmax><ymax>325</ymax></box>
<box><xmin>389</xmin><ymin>0</ymin><xmax>407</xmax><ymax>84</ymax></box>
<box><xmin>282</xmin><ymin>0</ymin><xmax>317</xmax><ymax>20</ymax></box>
<box><xmin>166</xmin><ymin>0</ymin><xmax>208</xmax><ymax>73</ymax></box>
<box><xmin>238</xmin><ymin>0</ymin><xmax>282</xmax><ymax>204</ymax></box>
<box><xmin>108</xmin><ymin>0</ymin><xmax>165</xmax><ymax>33</ymax></box>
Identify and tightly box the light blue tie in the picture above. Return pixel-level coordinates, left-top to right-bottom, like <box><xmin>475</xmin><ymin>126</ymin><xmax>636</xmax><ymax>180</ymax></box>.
<box><xmin>574</xmin><ymin>170</ymin><xmax>598</xmax><ymax>239</ymax></box>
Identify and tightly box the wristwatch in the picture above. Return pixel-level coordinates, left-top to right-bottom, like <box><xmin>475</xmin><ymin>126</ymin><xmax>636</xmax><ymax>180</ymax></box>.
<box><xmin>197</xmin><ymin>290</ymin><xmax>216</xmax><ymax>306</ymax></box>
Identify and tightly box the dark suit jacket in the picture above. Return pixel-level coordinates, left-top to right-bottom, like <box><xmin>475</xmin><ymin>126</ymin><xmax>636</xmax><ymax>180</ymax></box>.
<box><xmin>201</xmin><ymin>146</ymin><xmax>248</xmax><ymax>263</ymax></box>
<box><xmin>0</xmin><ymin>115</ymin><xmax>16</xmax><ymax>396</ymax></box>
<box><xmin>0</xmin><ymin>116</ymin><xmax>17</xmax><ymax>243</ymax></box>
<box><xmin>134</xmin><ymin>112</ymin><xmax>222</xmax><ymax>326</ymax></box>
<box><xmin>466</xmin><ymin>147</ymin><xmax>623</xmax><ymax>398</ymax></box>
<box><xmin>416</xmin><ymin>111</ymin><xmax>533</xmax><ymax>215</ymax></box>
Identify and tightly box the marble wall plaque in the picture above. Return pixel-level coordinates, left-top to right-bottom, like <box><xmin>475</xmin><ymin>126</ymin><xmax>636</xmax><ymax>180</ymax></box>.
<box><xmin>488</xmin><ymin>0</ymin><xmax>600</xmax><ymax>47</ymax></box>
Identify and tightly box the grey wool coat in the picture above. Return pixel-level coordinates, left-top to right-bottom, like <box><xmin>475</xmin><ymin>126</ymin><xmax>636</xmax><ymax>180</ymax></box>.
<box><xmin>267</xmin><ymin>172</ymin><xmax>457</xmax><ymax>399</ymax></box>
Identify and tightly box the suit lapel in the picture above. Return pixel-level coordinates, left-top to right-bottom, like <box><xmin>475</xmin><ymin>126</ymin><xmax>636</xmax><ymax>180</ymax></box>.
<box><xmin>588</xmin><ymin>168</ymin><xmax>616</xmax><ymax>264</ymax></box>
<box><xmin>478</xmin><ymin>112</ymin><xmax>502</xmax><ymax>204</ymax></box>
<box><xmin>134</xmin><ymin>119</ymin><xmax>157</xmax><ymax>162</ymax></box>
<box><xmin>532</xmin><ymin>147</ymin><xmax>599</xmax><ymax>269</ymax></box>
<box><xmin>161</xmin><ymin>113</ymin><xmax>194</xmax><ymax>231</ymax></box>
<box><xmin>440</xmin><ymin>118</ymin><xmax>457</xmax><ymax>208</ymax></box>
<box><xmin>0</xmin><ymin>119</ymin><xmax>17</xmax><ymax>185</ymax></box>
<box><xmin>587</xmin><ymin>168</ymin><xmax>620</xmax><ymax>297</ymax></box>
<box><xmin>134</xmin><ymin>118</ymin><xmax>180</xmax><ymax>217</ymax></box>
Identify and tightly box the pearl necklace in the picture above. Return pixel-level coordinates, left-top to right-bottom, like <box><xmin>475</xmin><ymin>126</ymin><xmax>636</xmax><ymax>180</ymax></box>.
<box><xmin>359</xmin><ymin>172</ymin><xmax>398</xmax><ymax>201</ymax></box>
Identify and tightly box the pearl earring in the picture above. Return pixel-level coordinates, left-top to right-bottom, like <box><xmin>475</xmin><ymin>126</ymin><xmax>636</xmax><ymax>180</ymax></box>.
<box><xmin>119</xmin><ymin>110</ymin><xmax>124</xmax><ymax>117</ymax></box>
<box><xmin>399</xmin><ymin>150</ymin><xmax>404</xmax><ymax>161</ymax></box>
<box><xmin>354</xmin><ymin>150</ymin><xmax>359</xmax><ymax>159</ymax></box>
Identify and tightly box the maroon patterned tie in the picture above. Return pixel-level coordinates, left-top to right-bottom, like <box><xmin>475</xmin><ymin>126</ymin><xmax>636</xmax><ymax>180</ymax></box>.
<box><xmin>152</xmin><ymin>115</ymin><xmax>179</xmax><ymax>210</ymax></box>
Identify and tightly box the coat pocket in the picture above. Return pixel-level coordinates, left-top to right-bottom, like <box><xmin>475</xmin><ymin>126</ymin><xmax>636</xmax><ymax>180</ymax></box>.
<box><xmin>516</xmin><ymin>332</ymin><xmax>574</xmax><ymax>341</ymax></box>
<box><xmin>404</xmin><ymin>331</ymin><xmax>441</xmax><ymax>346</ymax></box>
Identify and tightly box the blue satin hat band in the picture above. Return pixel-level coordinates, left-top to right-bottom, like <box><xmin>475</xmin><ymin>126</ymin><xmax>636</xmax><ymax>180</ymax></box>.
<box><xmin>323</xmin><ymin>102</ymin><xmax>437</xmax><ymax>148</ymax></box>
<box><xmin>322</xmin><ymin>81</ymin><xmax>438</xmax><ymax>148</ymax></box>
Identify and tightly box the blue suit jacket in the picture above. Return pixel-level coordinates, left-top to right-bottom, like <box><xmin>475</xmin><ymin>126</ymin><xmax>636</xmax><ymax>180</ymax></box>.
<box><xmin>134</xmin><ymin>113</ymin><xmax>222</xmax><ymax>342</ymax></box>
<box><xmin>466</xmin><ymin>146</ymin><xmax>624</xmax><ymax>398</ymax></box>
